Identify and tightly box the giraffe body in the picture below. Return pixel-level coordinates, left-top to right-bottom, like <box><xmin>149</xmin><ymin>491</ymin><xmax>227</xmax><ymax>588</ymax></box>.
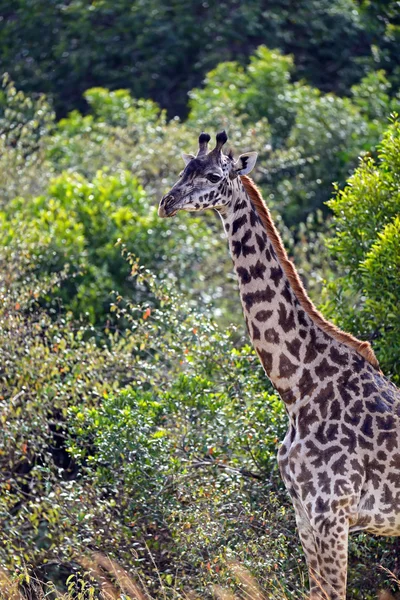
<box><xmin>158</xmin><ymin>132</ymin><xmax>400</xmax><ymax>599</ymax></box>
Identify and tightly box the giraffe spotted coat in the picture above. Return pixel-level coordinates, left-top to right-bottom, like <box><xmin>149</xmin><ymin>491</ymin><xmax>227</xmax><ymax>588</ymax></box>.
<box><xmin>158</xmin><ymin>131</ymin><xmax>400</xmax><ymax>600</ymax></box>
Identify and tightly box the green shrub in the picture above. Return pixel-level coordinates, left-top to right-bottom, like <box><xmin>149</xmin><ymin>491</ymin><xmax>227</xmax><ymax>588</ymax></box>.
<box><xmin>189</xmin><ymin>46</ymin><xmax>399</xmax><ymax>225</ymax></box>
<box><xmin>324</xmin><ymin>115</ymin><xmax>400</xmax><ymax>380</ymax></box>
<box><xmin>0</xmin><ymin>168</ymin><xmax>220</xmax><ymax>322</ymax></box>
<box><xmin>0</xmin><ymin>77</ymin><xmax>55</xmax><ymax>205</ymax></box>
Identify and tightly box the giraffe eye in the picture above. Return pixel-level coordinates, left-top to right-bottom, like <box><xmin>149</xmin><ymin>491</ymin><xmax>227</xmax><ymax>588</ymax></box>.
<box><xmin>207</xmin><ymin>173</ymin><xmax>221</xmax><ymax>183</ymax></box>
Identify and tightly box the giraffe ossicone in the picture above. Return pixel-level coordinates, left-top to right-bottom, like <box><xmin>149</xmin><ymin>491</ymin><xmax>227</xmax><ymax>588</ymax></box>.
<box><xmin>158</xmin><ymin>131</ymin><xmax>400</xmax><ymax>600</ymax></box>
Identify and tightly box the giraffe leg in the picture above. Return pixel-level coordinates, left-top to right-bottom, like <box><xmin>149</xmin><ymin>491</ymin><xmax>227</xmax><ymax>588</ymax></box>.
<box><xmin>292</xmin><ymin>500</ymin><xmax>325</xmax><ymax>599</ymax></box>
<box><xmin>310</xmin><ymin>521</ymin><xmax>349</xmax><ymax>600</ymax></box>
<box><xmin>292</xmin><ymin>500</ymin><xmax>349</xmax><ymax>600</ymax></box>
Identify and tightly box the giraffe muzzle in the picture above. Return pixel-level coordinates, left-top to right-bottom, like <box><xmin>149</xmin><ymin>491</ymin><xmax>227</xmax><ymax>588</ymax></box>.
<box><xmin>158</xmin><ymin>194</ymin><xmax>179</xmax><ymax>218</ymax></box>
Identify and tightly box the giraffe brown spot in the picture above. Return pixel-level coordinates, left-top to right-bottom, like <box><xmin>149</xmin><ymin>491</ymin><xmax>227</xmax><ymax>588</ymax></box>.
<box><xmin>363</xmin><ymin>496</ymin><xmax>376</xmax><ymax>512</ymax></box>
<box><xmin>315</xmin><ymin>422</ymin><xmax>339</xmax><ymax>445</ymax></box>
<box><xmin>298</xmin><ymin>310</ymin><xmax>308</xmax><ymax>327</ymax></box>
<box><xmin>278</xmin><ymin>387</ymin><xmax>297</xmax><ymax>404</ymax></box>
<box><xmin>281</xmin><ymin>282</ymin><xmax>293</xmax><ymax>304</ymax></box>
<box><xmin>304</xmin><ymin>328</ymin><xmax>328</xmax><ymax>364</ymax></box>
<box><xmin>377</xmin><ymin>450</ymin><xmax>387</xmax><ymax>461</ymax></box>
<box><xmin>387</xmin><ymin>470</ymin><xmax>400</xmax><ymax>486</ymax></box>
<box><xmin>389</xmin><ymin>453</ymin><xmax>400</xmax><ymax>470</ymax></box>
<box><xmin>330</xmin><ymin>400</ymin><xmax>341</xmax><ymax>421</ymax></box>
<box><xmin>252</xmin><ymin>322</ymin><xmax>261</xmax><ymax>340</ymax></box>
<box><xmin>381</xmin><ymin>483</ymin><xmax>400</xmax><ymax>513</ymax></box>
<box><xmin>361</xmin><ymin>414</ymin><xmax>374</xmax><ymax>438</ymax></box>
<box><xmin>258</xmin><ymin>349</ymin><xmax>273</xmax><ymax>372</ymax></box>
<box><xmin>352</xmin><ymin>354</ymin><xmax>365</xmax><ymax>373</ymax></box>
<box><xmin>305</xmin><ymin>440</ymin><xmax>342</xmax><ymax>467</ymax></box>
<box><xmin>234</xmin><ymin>198</ymin><xmax>247</xmax><ymax>211</ymax></box>
<box><xmin>377</xmin><ymin>429</ymin><xmax>398</xmax><ymax>452</ymax></box>
<box><xmin>286</xmin><ymin>338</ymin><xmax>301</xmax><ymax>361</ymax></box>
<box><xmin>279</xmin><ymin>353</ymin><xmax>299</xmax><ymax>378</ymax></box>
<box><xmin>232</xmin><ymin>214</ymin><xmax>248</xmax><ymax>235</ymax></box>
<box><xmin>264</xmin><ymin>328</ymin><xmax>280</xmax><ymax>344</ymax></box>
<box><xmin>337</xmin><ymin>382</ymin><xmax>352</xmax><ymax>404</ymax></box>
<box><xmin>298</xmin><ymin>403</ymin><xmax>318</xmax><ymax>437</ymax></box>
<box><xmin>232</xmin><ymin>229</ymin><xmax>256</xmax><ymax>258</ymax></box>
<box><xmin>344</xmin><ymin>400</ymin><xmax>363</xmax><ymax>425</ymax></box>
<box><xmin>382</xmin><ymin>387</ymin><xmax>397</xmax><ymax>405</ymax></box>
<box><xmin>278</xmin><ymin>302</ymin><xmax>296</xmax><ymax>333</ymax></box>
<box><xmin>315</xmin><ymin>358</ymin><xmax>339</xmax><ymax>380</ymax></box>
<box><xmin>364</xmin><ymin>455</ymin><xmax>385</xmax><ymax>488</ymax></box>
<box><xmin>299</xmin><ymin>328</ymin><xmax>307</xmax><ymax>339</ymax></box>
<box><xmin>376</xmin><ymin>415</ymin><xmax>396</xmax><ymax>431</ymax></box>
<box><xmin>304</xmin><ymin>341</ymin><xmax>318</xmax><ymax>364</ymax></box>
<box><xmin>255</xmin><ymin>231</ymin><xmax>267</xmax><ymax>253</ymax></box>
<box><xmin>331</xmin><ymin>453</ymin><xmax>347</xmax><ymax>475</ymax></box>
<box><xmin>255</xmin><ymin>309</ymin><xmax>273</xmax><ymax>322</ymax></box>
<box><xmin>358</xmin><ymin>435</ymin><xmax>374</xmax><ymax>450</ymax></box>
<box><xmin>317</xmin><ymin>471</ymin><xmax>331</xmax><ymax>494</ymax></box>
<box><xmin>365</xmin><ymin>396</ymin><xmax>390</xmax><ymax>414</ymax></box>
<box><xmin>340</xmin><ymin>424</ymin><xmax>357</xmax><ymax>453</ymax></box>
<box><xmin>236</xmin><ymin>266</ymin><xmax>251</xmax><ymax>285</ymax></box>
<box><xmin>314</xmin><ymin>381</ymin><xmax>335</xmax><ymax>419</ymax></box>
<box><xmin>249</xmin><ymin>260</ymin><xmax>266</xmax><ymax>279</ymax></box>
<box><xmin>349</xmin><ymin>460</ymin><xmax>363</xmax><ymax>492</ymax></box>
<box><xmin>315</xmin><ymin>497</ymin><xmax>329</xmax><ymax>513</ymax></box>
<box><xmin>270</xmin><ymin>265</ymin><xmax>283</xmax><ymax>287</ymax></box>
<box><xmin>334</xmin><ymin>479</ymin><xmax>352</xmax><ymax>496</ymax></box>
<box><xmin>360</xmin><ymin>372</ymin><xmax>371</xmax><ymax>381</ymax></box>
<box><xmin>362</xmin><ymin>382</ymin><xmax>378</xmax><ymax>397</ymax></box>
<box><xmin>298</xmin><ymin>369</ymin><xmax>318</xmax><ymax>396</ymax></box>
<box><xmin>338</xmin><ymin>371</ymin><xmax>360</xmax><ymax>401</ymax></box>
<box><xmin>249</xmin><ymin>209</ymin><xmax>260</xmax><ymax>226</ymax></box>
<box><xmin>242</xmin><ymin>287</ymin><xmax>276</xmax><ymax>310</ymax></box>
<box><xmin>329</xmin><ymin>346</ymin><xmax>349</xmax><ymax>366</ymax></box>
<box><xmin>297</xmin><ymin>463</ymin><xmax>316</xmax><ymax>500</ymax></box>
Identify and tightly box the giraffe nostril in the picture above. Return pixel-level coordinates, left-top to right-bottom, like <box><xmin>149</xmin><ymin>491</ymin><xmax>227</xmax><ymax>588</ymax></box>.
<box><xmin>159</xmin><ymin>194</ymin><xmax>176</xmax><ymax>218</ymax></box>
<box><xmin>163</xmin><ymin>194</ymin><xmax>174</xmax><ymax>206</ymax></box>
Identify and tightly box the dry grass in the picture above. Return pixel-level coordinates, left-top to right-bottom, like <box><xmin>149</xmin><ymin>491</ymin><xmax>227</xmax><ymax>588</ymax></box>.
<box><xmin>1</xmin><ymin>556</ymin><xmax>398</xmax><ymax>600</ymax></box>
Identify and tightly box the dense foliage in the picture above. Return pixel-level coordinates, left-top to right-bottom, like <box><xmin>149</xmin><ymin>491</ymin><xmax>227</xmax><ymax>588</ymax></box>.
<box><xmin>324</xmin><ymin>116</ymin><xmax>400</xmax><ymax>381</ymax></box>
<box><xmin>1</xmin><ymin>8</ymin><xmax>400</xmax><ymax>599</ymax></box>
<box><xmin>2</xmin><ymin>0</ymin><xmax>400</xmax><ymax>118</ymax></box>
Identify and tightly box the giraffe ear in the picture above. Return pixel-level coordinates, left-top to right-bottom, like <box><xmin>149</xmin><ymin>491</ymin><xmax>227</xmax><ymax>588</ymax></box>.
<box><xmin>230</xmin><ymin>152</ymin><xmax>258</xmax><ymax>178</ymax></box>
<box><xmin>182</xmin><ymin>153</ymin><xmax>195</xmax><ymax>165</ymax></box>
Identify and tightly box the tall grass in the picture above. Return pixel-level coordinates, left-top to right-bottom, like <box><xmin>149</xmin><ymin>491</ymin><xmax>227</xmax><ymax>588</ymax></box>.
<box><xmin>1</xmin><ymin>555</ymin><xmax>398</xmax><ymax>600</ymax></box>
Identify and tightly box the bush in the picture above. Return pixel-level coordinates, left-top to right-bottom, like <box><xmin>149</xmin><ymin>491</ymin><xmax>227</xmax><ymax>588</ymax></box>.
<box><xmin>324</xmin><ymin>115</ymin><xmax>400</xmax><ymax>381</ymax></box>
<box><xmin>0</xmin><ymin>168</ymin><xmax>220</xmax><ymax>322</ymax></box>
<box><xmin>1</xmin><ymin>255</ymin><xmax>398</xmax><ymax>598</ymax></box>
<box><xmin>189</xmin><ymin>46</ymin><xmax>399</xmax><ymax>225</ymax></box>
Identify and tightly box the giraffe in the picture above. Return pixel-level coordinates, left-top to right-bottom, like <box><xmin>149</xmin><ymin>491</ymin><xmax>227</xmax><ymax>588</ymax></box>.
<box><xmin>158</xmin><ymin>131</ymin><xmax>400</xmax><ymax>600</ymax></box>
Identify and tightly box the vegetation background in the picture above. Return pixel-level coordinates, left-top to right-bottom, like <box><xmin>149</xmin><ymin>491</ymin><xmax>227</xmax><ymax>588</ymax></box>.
<box><xmin>0</xmin><ymin>1</ymin><xmax>399</xmax><ymax>598</ymax></box>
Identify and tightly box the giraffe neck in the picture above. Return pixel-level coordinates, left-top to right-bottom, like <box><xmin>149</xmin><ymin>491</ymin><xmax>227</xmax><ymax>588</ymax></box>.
<box><xmin>219</xmin><ymin>177</ymin><xmax>335</xmax><ymax>406</ymax></box>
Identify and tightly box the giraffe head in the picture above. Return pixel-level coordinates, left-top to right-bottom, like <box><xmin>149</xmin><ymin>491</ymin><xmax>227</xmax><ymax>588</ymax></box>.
<box><xmin>158</xmin><ymin>131</ymin><xmax>258</xmax><ymax>218</ymax></box>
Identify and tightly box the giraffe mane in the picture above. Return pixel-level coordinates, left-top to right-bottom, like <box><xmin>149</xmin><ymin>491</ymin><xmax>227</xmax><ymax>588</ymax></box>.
<box><xmin>240</xmin><ymin>175</ymin><xmax>380</xmax><ymax>370</ymax></box>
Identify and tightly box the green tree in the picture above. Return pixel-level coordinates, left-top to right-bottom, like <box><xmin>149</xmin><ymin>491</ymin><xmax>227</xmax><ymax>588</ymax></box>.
<box><xmin>1</xmin><ymin>0</ymin><xmax>393</xmax><ymax>118</ymax></box>
<box><xmin>189</xmin><ymin>46</ymin><xmax>399</xmax><ymax>224</ymax></box>
<box><xmin>324</xmin><ymin>116</ymin><xmax>400</xmax><ymax>381</ymax></box>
